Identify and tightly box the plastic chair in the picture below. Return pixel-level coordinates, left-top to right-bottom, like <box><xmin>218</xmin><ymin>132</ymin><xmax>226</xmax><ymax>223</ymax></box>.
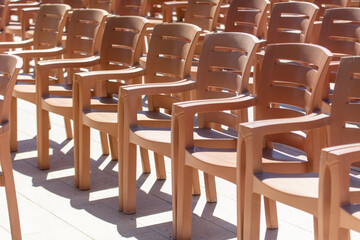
<box><xmin>75</xmin><ymin>22</ymin><xmax>199</xmax><ymax>211</ymax></box>
<box><xmin>239</xmin><ymin>55</ymin><xmax>360</xmax><ymax>240</ymax></box>
<box><xmin>318</xmin><ymin>8</ymin><xmax>360</xmax><ymax>113</ymax></box>
<box><xmin>69</xmin><ymin>15</ymin><xmax>149</xmax><ymax>189</ymax></box>
<box><xmin>1</xmin><ymin>4</ymin><xmax>70</xmax><ymax>152</ymax></box>
<box><xmin>120</xmin><ymin>32</ymin><xmax>259</xmax><ymax>238</ymax></box>
<box><xmin>0</xmin><ymin>54</ymin><xmax>23</xmax><ymax>240</ymax></box>
<box><xmin>173</xmin><ymin>43</ymin><xmax>332</xmax><ymax>239</ymax></box>
<box><xmin>35</xmin><ymin>9</ymin><xmax>107</xmax><ymax>187</ymax></box>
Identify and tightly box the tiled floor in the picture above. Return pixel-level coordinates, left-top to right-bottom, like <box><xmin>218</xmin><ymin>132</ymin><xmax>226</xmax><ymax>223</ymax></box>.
<box><xmin>0</xmin><ymin>98</ymin><xmax>359</xmax><ymax>239</ymax></box>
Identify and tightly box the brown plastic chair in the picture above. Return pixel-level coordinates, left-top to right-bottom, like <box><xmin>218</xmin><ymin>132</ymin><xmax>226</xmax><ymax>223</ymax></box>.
<box><xmin>173</xmin><ymin>43</ymin><xmax>332</xmax><ymax>239</ymax></box>
<box><xmin>120</xmin><ymin>32</ymin><xmax>259</xmax><ymax>238</ymax></box>
<box><xmin>75</xmin><ymin>22</ymin><xmax>199</xmax><ymax>210</ymax></box>
<box><xmin>0</xmin><ymin>54</ymin><xmax>22</xmax><ymax>240</ymax></box>
<box><xmin>318</xmin><ymin>8</ymin><xmax>360</xmax><ymax>112</ymax></box>
<box><xmin>35</xmin><ymin>9</ymin><xmax>107</xmax><ymax>187</ymax></box>
<box><xmin>70</xmin><ymin>15</ymin><xmax>149</xmax><ymax>189</ymax></box>
<box><xmin>239</xmin><ymin>55</ymin><xmax>360</xmax><ymax>239</ymax></box>
<box><xmin>224</xmin><ymin>0</ymin><xmax>269</xmax><ymax>39</ymax></box>
<box><xmin>1</xmin><ymin>4</ymin><xmax>70</xmax><ymax>152</ymax></box>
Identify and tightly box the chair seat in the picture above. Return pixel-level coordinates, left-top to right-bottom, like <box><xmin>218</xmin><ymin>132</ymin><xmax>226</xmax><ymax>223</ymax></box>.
<box><xmin>13</xmin><ymin>84</ymin><xmax>72</xmax><ymax>103</ymax></box>
<box><xmin>82</xmin><ymin>110</ymin><xmax>117</xmax><ymax>135</ymax></box>
<box><xmin>341</xmin><ymin>204</ymin><xmax>360</xmax><ymax>233</ymax></box>
<box><xmin>136</xmin><ymin>110</ymin><xmax>172</xmax><ymax>128</ymax></box>
<box><xmin>42</xmin><ymin>96</ymin><xmax>73</xmax><ymax>117</ymax></box>
<box><xmin>186</xmin><ymin>147</ymin><xmax>237</xmax><ymax>183</ymax></box>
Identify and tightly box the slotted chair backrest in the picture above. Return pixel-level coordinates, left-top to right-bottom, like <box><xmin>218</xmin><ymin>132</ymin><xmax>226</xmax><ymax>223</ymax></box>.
<box><xmin>257</xmin><ymin>43</ymin><xmax>332</xmax><ymax>119</ymax></box>
<box><xmin>318</xmin><ymin>8</ymin><xmax>360</xmax><ymax>57</ymax></box>
<box><xmin>87</xmin><ymin>0</ymin><xmax>112</xmax><ymax>12</ymax></box>
<box><xmin>266</xmin><ymin>2</ymin><xmax>319</xmax><ymax>44</ymax></box>
<box><xmin>196</xmin><ymin>32</ymin><xmax>260</xmax><ymax>129</ymax></box>
<box><xmin>64</xmin><ymin>9</ymin><xmax>108</xmax><ymax>59</ymax></box>
<box><xmin>313</xmin><ymin>0</ymin><xmax>351</xmax><ymax>19</ymax></box>
<box><xmin>225</xmin><ymin>0</ymin><xmax>269</xmax><ymax>39</ymax></box>
<box><xmin>184</xmin><ymin>0</ymin><xmax>223</xmax><ymax>31</ymax></box>
<box><xmin>99</xmin><ymin>15</ymin><xmax>148</xmax><ymax>95</ymax></box>
<box><xmin>114</xmin><ymin>0</ymin><xmax>145</xmax><ymax>16</ymax></box>
<box><xmin>145</xmin><ymin>23</ymin><xmax>200</xmax><ymax>111</ymax></box>
<box><xmin>0</xmin><ymin>54</ymin><xmax>22</xmax><ymax>123</ymax></box>
<box><xmin>32</xmin><ymin>4</ymin><xmax>71</xmax><ymax>50</ymax></box>
<box><xmin>329</xmin><ymin>56</ymin><xmax>360</xmax><ymax>146</ymax></box>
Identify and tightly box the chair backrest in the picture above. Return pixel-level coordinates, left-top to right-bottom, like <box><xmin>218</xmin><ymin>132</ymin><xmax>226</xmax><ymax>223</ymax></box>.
<box><xmin>99</xmin><ymin>15</ymin><xmax>148</xmax><ymax>95</ymax></box>
<box><xmin>99</xmin><ymin>15</ymin><xmax>148</xmax><ymax>70</ymax></box>
<box><xmin>114</xmin><ymin>0</ymin><xmax>145</xmax><ymax>16</ymax></box>
<box><xmin>64</xmin><ymin>8</ymin><xmax>108</xmax><ymax>59</ymax></box>
<box><xmin>329</xmin><ymin>56</ymin><xmax>360</xmax><ymax>146</ymax></box>
<box><xmin>33</xmin><ymin>4</ymin><xmax>71</xmax><ymax>50</ymax></box>
<box><xmin>196</xmin><ymin>32</ymin><xmax>260</xmax><ymax>129</ymax></box>
<box><xmin>0</xmin><ymin>54</ymin><xmax>22</xmax><ymax>123</ymax></box>
<box><xmin>318</xmin><ymin>8</ymin><xmax>360</xmax><ymax>56</ymax></box>
<box><xmin>87</xmin><ymin>0</ymin><xmax>112</xmax><ymax>12</ymax></box>
<box><xmin>185</xmin><ymin>0</ymin><xmax>223</xmax><ymax>31</ymax></box>
<box><xmin>266</xmin><ymin>2</ymin><xmax>319</xmax><ymax>44</ymax></box>
<box><xmin>256</xmin><ymin>43</ymin><xmax>332</xmax><ymax>120</ymax></box>
<box><xmin>145</xmin><ymin>23</ymin><xmax>200</xmax><ymax>111</ymax></box>
<box><xmin>225</xmin><ymin>0</ymin><xmax>269</xmax><ymax>39</ymax></box>
<box><xmin>313</xmin><ymin>0</ymin><xmax>351</xmax><ymax>19</ymax></box>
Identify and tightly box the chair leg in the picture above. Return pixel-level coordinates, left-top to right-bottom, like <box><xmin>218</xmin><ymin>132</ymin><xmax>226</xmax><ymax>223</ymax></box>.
<box><xmin>64</xmin><ymin>118</ymin><xmax>73</xmax><ymax>139</ymax></box>
<box><xmin>10</xmin><ymin>97</ymin><xmax>17</xmax><ymax>152</ymax></box>
<box><xmin>99</xmin><ymin>132</ymin><xmax>109</xmax><ymax>155</ymax></box>
<box><xmin>123</xmin><ymin>141</ymin><xmax>137</xmax><ymax>214</ymax></box>
<box><xmin>78</xmin><ymin>123</ymin><xmax>91</xmax><ymax>190</ymax></box>
<box><xmin>1</xmin><ymin>132</ymin><xmax>22</xmax><ymax>240</ymax></box>
<box><xmin>243</xmin><ymin>191</ymin><xmax>261</xmax><ymax>240</ymax></box>
<box><xmin>192</xmin><ymin>169</ymin><xmax>200</xmax><ymax>195</ymax></box>
<box><xmin>37</xmin><ymin>107</ymin><xmax>50</xmax><ymax>170</ymax></box>
<box><xmin>264</xmin><ymin>197</ymin><xmax>278</xmax><ymax>229</ymax></box>
<box><xmin>176</xmin><ymin>165</ymin><xmax>193</xmax><ymax>239</ymax></box>
<box><xmin>154</xmin><ymin>153</ymin><xmax>166</xmax><ymax>180</ymax></box>
<box><xmin>204</xmin><ymin>173</ymin><xmax>217</xmax><ymax>202</ymax></box>
<box><xmin>140</xmin><ymin>147</ymin><xmax>151</xmax><ymax>173</ymax></box>
<box><xmin>109</xmin><ymin>135</ymin><xmax>118</xmax><ymax>160</ymax></box>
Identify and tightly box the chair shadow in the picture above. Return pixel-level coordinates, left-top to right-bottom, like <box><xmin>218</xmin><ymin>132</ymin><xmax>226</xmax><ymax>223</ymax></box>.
<box><xmin>11</xmin><ymin>136</ymin><xmax>237</xmax><ymax>239</ymax></box>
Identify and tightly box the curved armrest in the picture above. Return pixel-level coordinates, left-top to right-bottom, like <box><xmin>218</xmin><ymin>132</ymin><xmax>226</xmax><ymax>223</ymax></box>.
<box><xmin>163</xmin><ymin>1</ymin><xmax>187</xmax><ymax>7</ymax></box>
<box><xmin>321</xmin><ymin>143</ymin><xmax>360</xmax><ymax>168</ymax></box>
<box><xmin>172</xmin><ymin>94</ymin><xmax>255</xmax><ymax>116</ymax></box>
<box><xmin>0</xmin><ymin>38</ymin><xmax>33</xmax><ymax>49</ymax></box>
<box><xmin>9</xmin><ymin>2</ymin><xmax>40</xmax><ymax>8</ymax></box>
<box><xmin>119</xmin><ymin>79</ymin><xmax>196</xmax><ymax>99</ymax></box>
<box><xmin>36</xmin><ymin>56</ymin><xmax>100</xmax><ymax>70</ymax></box>
<box><xmin>75</xmin><ymin>67</ymin><xmax>145</xmax><ymax>83</ymax></box>
<box><xmin>8</xmin><ymin>46</ymin><xmax>65</xmax><ymax>58</ymax></box>
<box><xmin>239</xmin><ymin>113</ymin><xmax>330</xmax><ymax>138</ymax></box>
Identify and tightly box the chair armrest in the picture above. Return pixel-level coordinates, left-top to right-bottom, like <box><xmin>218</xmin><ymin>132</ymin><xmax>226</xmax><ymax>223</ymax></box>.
<box><xmin>163</xmin><ymin>1</ymin><xmax>187</xmax><ymax>7</ymax></box>
<box><xmin>119</xmin><ymin>79</ymin><xmax>196</xmax><ymax>101</ymax></box>
<box><xmin>75</xmin><ymin>67</ymin><xmax>145</xmax><ymax>83</ymax></box>
<box><xmin>36</xmin><ymin>56</ymin><xmax>100</xmax><ymax>70</ymax></box>
<box><xmin>9</xmin><ymin>1</ymin><xmax>40</xmax><ymax>8</ymax></box>
<box><xmin>322</xmin><ymin>143</ymin><xmax>360</xmax><ymax>168</ymax></box>
<box><xmin>239</xmin><ymin>113</ymin><xmax>330</xmax><ymax>138</ymax></box>
<box><xmin>0</xmin><ymin>38</ymin><xmax>33</xmax><ymax>49</ymax></box>
<box><xmin>8</xmin><ymin>46</ymin><xmax>65</xmax><ymax>58</ymax></box>
<box><xmin>172</xmin><ymin>94</ymin><xmax>255</xmax><ymax>117</ymax></box>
